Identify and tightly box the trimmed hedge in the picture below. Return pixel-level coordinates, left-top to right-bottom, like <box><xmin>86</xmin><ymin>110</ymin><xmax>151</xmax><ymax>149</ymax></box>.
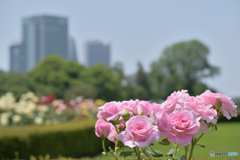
<box><xmin>0</xmin><ymin>119</ymin><xmax>113</xmax><ymax>159</ymax></box>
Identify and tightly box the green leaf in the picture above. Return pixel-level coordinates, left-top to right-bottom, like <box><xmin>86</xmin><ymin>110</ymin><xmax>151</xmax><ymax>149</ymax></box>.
<box><xmin>173</xmin><ymin>156</ymin><xmax>185</xmax><ymax>160</ymax></box>
<box><xmin>145</xmin><ymin>148</ymin><xmax>163</xmax><ymax>157</ymax></box>
<box><xmin>159</xmin><ymin>138</ymin><xmax>170</xmax><ymax>145</ymax></box>
<box><xmin>166</xmin><ymin>148</ymin><xmax>175</xmax><ymax>157</ymax></box>
<box><xmin>196</xmin><ymin>144</ymin><xmax>205</xmax><ymax>148</ymax></box>
<box><xmin>150</xmin><ymin>143</ymin><xmax>155</xmax><ymax>146</ymax></box>
<box><xmin>120</xmin><ymin>151</ymin><xmax>134</xmax><ymax>157</ymax></box>
<box><xmin>178</xmin><ymin>155</ymin><xmax>185</xmax><ymax>160</ymax></box>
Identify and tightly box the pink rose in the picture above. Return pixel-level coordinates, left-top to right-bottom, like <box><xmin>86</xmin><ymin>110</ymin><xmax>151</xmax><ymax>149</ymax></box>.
<box><xmin>161</xmin><ymin>90</ymin><xmax>193</xmax><ymax>114</ymax></box>
<box><xmin>152</xmin><ymin>103</ymin><xmax>162</xmax><ymax>113</ymax></box>
<box><xmin>118</xmin><ymin>100</ymin><xmax>135</xmax><ymax>112</ymax></box>
<box><xmin>119</xmin><ymin>116</ymin><xmax>160</xmax><ymax>148</ymax></box>
<box><xmin>97</xmin><ymin>101</ymin><xmax>121</xmax><ymax>121</ymax></box>
<box><xmin>107</xmin><ymin>126</ymin><xmax>118</xmax><ymax>143</ymax></box>
<box><xmin>187</xmin><ymin>102</ymin><xmax>217</xmax><ymax>124</ymax></box>
<box><xmin>156</xmin><ymin>111</ymin><xmax>171</xmax><ymax>137</ymax></box>
<box><xmin>197</xmin><ymin>90</ymin><xmax>237</xmax><ymax>119</ymax></box>
<box><xmin>95</xmin><ymin>119</ymin><xmax>115</xmax><ymax>138</ymax></box>
<box><xmin>131</xmin><ymin>100</ymin><xmax>153</xmax><ymax>116</ymax></box>
<box><xmin>166</xmin><ymin>109</ymin><xmax>200</xmax><ymax>146</ymax></box>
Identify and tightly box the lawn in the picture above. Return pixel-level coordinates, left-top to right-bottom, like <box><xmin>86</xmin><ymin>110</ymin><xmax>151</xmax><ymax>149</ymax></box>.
<box><xmin>91</xmin><ymin>122</ymin><xmax>240</xmax><ymax>160</ymax></box>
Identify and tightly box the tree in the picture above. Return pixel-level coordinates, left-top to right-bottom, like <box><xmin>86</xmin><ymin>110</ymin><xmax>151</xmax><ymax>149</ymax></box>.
<box><xmin>135</xmin><ymin>62</ymin><xmax>151</xmax><ymax>100</ymax></box>
<box><xmin>28</xmin><ymin>55</ymin><xmax>84</xmax><ymax>98</ymax></box>
<box><xmin>81</xmin><ymin>64</ymin><xmax>123</xmax><ymax>101</ymax></box>
<box><xmin>64</xmin><ymin>81</ymin><xmax>97</xmax><ymax>100</ymax></box>
<box><xmin>150</xmin><ymin>40</ymin><xmax>220</xmax><ymax>100</ymax></box>
<box><xmin>0</xmin><ymin>71</ymin><xmax>34</xmax><ymax>100</ymax></box>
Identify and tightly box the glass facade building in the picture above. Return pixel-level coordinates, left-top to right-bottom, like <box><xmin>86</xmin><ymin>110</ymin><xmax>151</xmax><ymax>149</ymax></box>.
<box><xmin>84</xmin><ymin>41</ymin><xmax>110</xmax><ymax>67</ymax></box>
<box><xmin>10</xmin><ymin>43</ymin><xmax>24</xmax><ymax>73</ymax></box>
<box><xmin>22</xmin><ymin>15</ymin><xmax>68</xmax><ymax>73</ymax></box>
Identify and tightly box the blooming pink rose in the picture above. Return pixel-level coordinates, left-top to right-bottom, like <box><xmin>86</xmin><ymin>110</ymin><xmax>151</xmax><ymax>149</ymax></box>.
<box><xmin>160</xmin><ymin>90</ymin><xmax>193</xmax><ymax>114</ymax></box>
<box><xmin>156</xmin><ymin>111</ymin><xmax>170</xmax><ymax>137</ymax></box>
<box><xmin>152</xmin><ymin>103</ymin><xmax>162</xmax><ymax>113</ymax></box>
<box><xmin>118</xmin><ymin>100</ymin><xmax>135</xmax><ymax>112</ymax></box>
<box><xmin>186</xmin><ymin>102</ymin><xmax>217</xmax><ymax>125</ymax></box>
<box><xmin>119</xmin><ymin>116</ymin><xmax>160</xmax><ymax>148</ymax></box>
<box><xmin>197</xmin><ymin>90</ymin><xmax>237</xmax><ymax>119</ymax></box>
<box><xmin>95</xmin><ymin>119</ymin><xmax>115</xmax><ymax>138</ymax></box>
<box><xmin>166</xmin><ymin>109</ymin><xmax>200</xmax><ymax>146</ymax></box>
<box><xmin>97</xmin><ymin>101</ymin><xmax>121</xmax><ymax>121</ymax></box>
<box><xmin>107</xmin><ymin>126</ymin><xmax>118</xmax><ymax>143</ymax></box>
<box><xmin>131</xmin><ymin>100</ymin><xmax>153</xmax><ymax>116</ymax></box>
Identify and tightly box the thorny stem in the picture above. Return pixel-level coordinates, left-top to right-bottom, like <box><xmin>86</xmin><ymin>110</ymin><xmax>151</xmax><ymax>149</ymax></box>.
<box><xmin>134</xmin><ymin>147</ymin><xmax>140</xmax><ymax>160</ymax></box>
<box><xmin>188</xmin><ymin>139</ymin><xmax>195</xmax><ymax>160</ymax></box>
<box><xmin>188</xmin><ymin>123</ymin><xmax>213</xmax><ymax>160</ymax></box>
<box><xmin>136</xmin><ymin>146</ymin><xmax>141</xmax><ymax>160</ymax></box>
<box><xmin>102</xmin><ymin>138</ymin><xmax>113</xmax><ymax>157</ymax></box>
<box><xmin>196</xmin><ymin>133</ymin><xmax>204</xmax><ymax>143</ymax></box>
<box><xmin>188</xmin><ymin>133</ymin><xmax>205</xmax><ymax>160</ymax></box>
<box><xmin>171</xmin><ymin>143</ymin><xmax>179</xmax><ymax>160</ymax></box>
<box><xmin>185</xmin><ymin>146</ymin><xmax>188</xmax><ymax>160</ymax></box>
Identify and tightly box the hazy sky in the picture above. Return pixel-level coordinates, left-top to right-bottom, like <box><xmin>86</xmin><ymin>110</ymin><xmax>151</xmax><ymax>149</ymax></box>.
<box><xmin>0</xmin><ymin>0</ymin><xmax>239</xmax><ymax>97</ymax></box>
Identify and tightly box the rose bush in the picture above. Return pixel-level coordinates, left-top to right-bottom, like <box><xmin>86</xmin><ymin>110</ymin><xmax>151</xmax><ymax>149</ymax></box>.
<box><xmin>95</xmin><ymin>90</ymin><xmax>238</xmax><ymax>160</ymax></box>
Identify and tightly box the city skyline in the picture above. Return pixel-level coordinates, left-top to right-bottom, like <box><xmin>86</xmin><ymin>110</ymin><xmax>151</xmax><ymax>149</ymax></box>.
<box><xmin>84</xmin><ymin>41</ymin><xmax>110</xmax><ymax>67</ymax></box>
<box><xmin>23</xmin><ymin>15</ymin><xmax>68</xmax><ymax>73</ymax></box>
<box><xmin>10</xmin><ymin>15</ymin><xmax>80</xmax><ymax>74</ymax></box>
<box><xmin>1</xmin><ymin>0</ymin><xmax>240</xmax><ymax>97</ymax></box>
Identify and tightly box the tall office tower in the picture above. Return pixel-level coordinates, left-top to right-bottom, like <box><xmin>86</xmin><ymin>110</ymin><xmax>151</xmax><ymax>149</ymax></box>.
<box><xmin>9</xmin><ymin>43</ymin><xmax>24</xmax><ymax>74</ymax></box>
<box><xmin>84</xmin><ymin>41</ymin><xmax>110</xmax><ymax>67</ymax></box>
<box><xmin>68</xmin><ymin>36</ymin><xmax>78</xmax><ymax>61</ymax></box>
<box><xmin>22</xmin><ymin>15</ymin><xmax>68</xmax><ymax>73</ymax></box>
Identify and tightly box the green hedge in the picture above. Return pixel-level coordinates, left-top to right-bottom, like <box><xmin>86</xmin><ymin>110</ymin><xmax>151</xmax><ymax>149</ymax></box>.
<box><xmin>0</xmin><ymin>119</ymin><xmax>113</xmax><ymax>159</ymax></box>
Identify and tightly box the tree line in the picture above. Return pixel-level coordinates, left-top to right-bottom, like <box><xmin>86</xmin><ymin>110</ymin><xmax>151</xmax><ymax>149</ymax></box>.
<box><xmin>0</xmin><ymin>40</ymin><xmax>220</xmax><ymax>102</ymax></box>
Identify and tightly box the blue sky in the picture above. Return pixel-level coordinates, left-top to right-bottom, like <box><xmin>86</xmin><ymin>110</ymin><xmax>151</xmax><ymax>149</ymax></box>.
<box><xmin>0</xmin><ymin>0</ymin><xmax>239</xmax><ymax>97</ymax></box>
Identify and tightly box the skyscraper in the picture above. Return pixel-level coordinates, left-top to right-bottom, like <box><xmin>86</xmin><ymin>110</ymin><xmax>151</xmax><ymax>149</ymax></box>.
<box><xmin>22</xmin><ymin>15</ymin><xmax>68</xmax><ymax>73</ymax></box>
<box><xmin>68</xmin><ymin>36</ymin><xmax>78</xmax><ymax>61</ymax></box>
<box><xmin>9</xmin><ymin>43</ymin><xmax>24</xmax><ymax>74</ymax></box>
<box><xmin>84</xmin><ymin>41</ymin><xmax>110</xmax><ymax>67</ymax></box>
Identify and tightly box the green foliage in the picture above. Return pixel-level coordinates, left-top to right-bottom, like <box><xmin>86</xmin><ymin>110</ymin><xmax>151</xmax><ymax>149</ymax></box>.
<box><xmin>134</xmin><ymin>62</ymin><xmax>151</xmax><ymax>100</ymax></box>
<box><xmin>119</xmin><ymin>151</ymin><xmax>134</xmax><ymax>157</ymax></box>
<box><xmin>0</xmin><ymin>71</ymin><xmax>34</xmax><ymax>100</ymax></box>
<box><xmin>64</xmin><ymin>81</ymin><xmax>97</xmax><ymax>100</ymax></box>
<box><xmin>166</xmin><ymin>148</ymin><xmax>175</xmax><ymax>157</ymax></box>
<box><xmin>81</xmin><ymin>64</ymin><xmax>123</xmax><ymax>101</ymax></box>
<box><xmin>144</xmin><ymin>148</ymin><xmax>163</xmax><ymax>157</ymax></box>
<box><xmin>159</xmin><ymin>138</ymin><xmax>170</xmax><ymax>145</ymax></box>
<box><xmin>0</xmin><ymin>120</ymin><xmax>114</xmax><ymax>159</ymax></box>
<box><xmin>28</xmin><ymin>55</ymin><xmax>84</xmax><ymax>98</ymax></box>
<box><xmin>150</xmin><ymin>40</ymin><xmax>220</xmax><ymax>99</ymax></box>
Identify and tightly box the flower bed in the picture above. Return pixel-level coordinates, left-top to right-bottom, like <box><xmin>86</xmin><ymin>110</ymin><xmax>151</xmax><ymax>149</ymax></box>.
<box><xmin>0</xmin><ymin>92</ymin><xmax>104</xmax><ymax>126</ymax></box>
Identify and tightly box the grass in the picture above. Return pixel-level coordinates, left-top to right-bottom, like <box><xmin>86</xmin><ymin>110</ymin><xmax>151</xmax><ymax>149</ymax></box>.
<box><xmin>92</xmin><ymin>122</ymin><xmax>240</xmax><ymax>160</ymax></box>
